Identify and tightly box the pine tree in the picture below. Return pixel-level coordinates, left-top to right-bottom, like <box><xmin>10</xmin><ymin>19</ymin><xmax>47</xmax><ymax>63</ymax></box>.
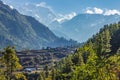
<box><xmin>1</xmin><ymin>46</ymin><xmax>22</xmax><ymax>80</ymax></box>
<box><xmin>38</xmin><ymin>73</ymin><xmax>44</xmax><ymax>80</ymax></box>
<box><xmin>51</xmin><ymin>68</ymin><xmax>56</xmax><ymax>80</ymax></box>
<box><xmin>44</xmin><ymin>65</ymin><xmax>49</xmax><ymax>78</ymax></box>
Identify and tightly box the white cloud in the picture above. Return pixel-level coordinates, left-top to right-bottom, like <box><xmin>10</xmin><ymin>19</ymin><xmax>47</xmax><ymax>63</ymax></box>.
<box><xmin>85</xmin><ymin>7</ymin><xmax>120</xmax><ymax>15</ymax></box>
<box><xmin>85</xmin><ymin>7</ymin><xmax>103</xmax><ymax>14</ymax></box>
<box><xmin>56</xmin><ymin>12</ymin><xmax>77</xmax><ymax>23</ymax></box>
<box><xmin>35</xmin><ymin>2</ymin><xmax>53</xmax><ymax>11</ymax></box>
<box><xmin>9</xmin><ymin>5</ymin><xmax>14</xmax><ymax>9</ymax></box>
<box><xmin>35</xmin><ymin>14</ymin><xmax>40</xmax><ymax>18</ymax></box>
<box><xmin>35</xmin><ymin>2</ymin><xmax>57</xmax><ymax>17</ymax></box>
<box><xmin>94</xmin><ymin>7</ymin><xmax>103</xmax><ymax>14</ymax></box>
<box><xmin>36</xmin><ymin>2</ymin><xmax>46</xmax><ymax>7</ymax></box>
<box><xmin>86</xmin><ymin>10</ymin><xmax>94</xmax><ymax>14</ymax></box>
<box><xmin>104</xmin><ymin>9</ymin><xmax>120</xmax><ymax>15</ymax></box>
<box><xmin>32</xmin><ymin>2</ymin><xmax>77</xmax><ymax>23</ymax></box>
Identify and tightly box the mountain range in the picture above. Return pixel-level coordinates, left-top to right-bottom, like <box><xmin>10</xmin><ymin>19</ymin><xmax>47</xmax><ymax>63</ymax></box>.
<box><xmin>1</xmin><ymin>0</ymin><xmax>120</xmax><ymax>42</ymax></box>
<box><xmin>0</xmin><ymin>1</ymin><xmax>75</xmax><ymax>38</ymax></box>
<box><xmin>2</xmin><ymin>0</ymin><xmax>120</xmax><ymax>42</ymax></box>
<box><xmin>60</xmin><ymin>14</ymin><xmax>120</xmax><ymax>42</ymax></box>
<box><xmin>0</xmin><ymin>1</ymin><xmax>77</xmax><ymax>50</ymax></box>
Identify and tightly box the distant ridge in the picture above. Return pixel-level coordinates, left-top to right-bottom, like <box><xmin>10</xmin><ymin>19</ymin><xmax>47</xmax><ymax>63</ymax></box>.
<box><xmin>61</xmin><ymin>14</ymin><xmax>120</xmax><ymax>42</ymax></box>
<box><xmin>0</xmin><ymin>1</ymin><xmax>77</xmax><ymax>50</ymax></box>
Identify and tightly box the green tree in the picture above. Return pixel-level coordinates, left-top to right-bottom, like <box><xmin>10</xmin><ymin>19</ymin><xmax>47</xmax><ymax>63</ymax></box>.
<box><xmin>37</xmin><ymin>73</ymin><xmax>44</xmax><ymax>80</ymax></box>
<box><xmin>1</xmin><ymin>46</ymin><xmax>22</xmax><ymax>80</ymax></box>
<box><xmin>54</xmin><ymin>22</ymin><xmax>120</xmax><ymax>80</ymax></box>
<box><xmin>44</xmin><ymin>65</ymin><xmax>49</xmax><ymax>78</ymax></box>
<box><xmin>14</xmin><ymin>73</ymin><xmax>27</xmax><ymax>80</ymax></box>
<box><xmin>51</xmin><ymin>68</ymin><xmax>56</xmax><ymax>80</ymax></box>
<box><xmin>102</xmin><ymin>29</ymin><xmax>111</xmax><ymax>54</ymax></box>
<box><xmin>0</xmin><ymin>68</ymin><xmax>6</xmax><ymax>80</ymax></box>
<box><xmin>62</xmin><ymin>55</ymin><xmax>73</xmax><ymax>74</ymax></box>
<box><xmin>0</xmin><ymin>58</ymin><xmax>6</xmax><ymax>80</ymax></box>
<box><xmin>72</xmin><ymin>50</ymin><xmax>84</xmax><ymax>66</ymax></box>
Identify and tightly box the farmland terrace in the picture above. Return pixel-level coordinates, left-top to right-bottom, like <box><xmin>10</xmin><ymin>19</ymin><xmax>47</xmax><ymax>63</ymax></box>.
<box><xmin>16</xmin><ymin>47</ymin><xmax>77</xmax><ymax>68</ymax></box>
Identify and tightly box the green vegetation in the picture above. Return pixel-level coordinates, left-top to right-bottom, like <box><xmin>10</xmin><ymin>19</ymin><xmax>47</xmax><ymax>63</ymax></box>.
<box><xmin>51</xmin><ymin>22</ymin><xmax>120</xmax><ymax>80</ymax></box>
<box><xmin>0</xmin><ymin>46</ymin><xmax>26</xmax><ymax>80</ymax></box>
<box><xmin>14</xmin><ymin>73</ymin><xmax>27</xmax><ymax>80</ymax></box>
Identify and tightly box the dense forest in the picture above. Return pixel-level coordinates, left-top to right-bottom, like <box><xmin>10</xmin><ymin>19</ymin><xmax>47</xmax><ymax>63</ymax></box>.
<box><xmin>53</xmin><ymin>22</ymin><xmax>120</xmax><ymax>80</ymax></box>
<box><xmin>0</xmin><ymin>22</ymin><xmax>120</xmax><ymax>80</ymax></box>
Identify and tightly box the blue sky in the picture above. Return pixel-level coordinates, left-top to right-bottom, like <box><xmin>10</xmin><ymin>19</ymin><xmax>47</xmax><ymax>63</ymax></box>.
<box><xmin>2</xmin><ymin>0</ymin><xmax>120</xmax><ymax>22</ymax></box>
<box><xmin>40</xmin><ymin>0</ymin><xmax>120</xmax><ymax>14</ymax></box>
<box><xmin>2</xmin><ymin>0</ymin><xmax>120</xmax><ymax>14</ymax></box>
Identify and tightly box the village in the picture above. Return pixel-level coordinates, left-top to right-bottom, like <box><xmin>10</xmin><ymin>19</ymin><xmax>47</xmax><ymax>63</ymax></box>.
<box><xmin>16</xmin><ymin>46</ymin><xmax>77</xmax><ymax>73</ymax></box>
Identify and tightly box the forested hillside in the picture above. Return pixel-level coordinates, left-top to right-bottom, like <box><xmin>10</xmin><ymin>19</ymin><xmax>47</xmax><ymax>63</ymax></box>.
<box><xmin>53</xmin><ymin>22</ymin><xmax>120</xmax><ymax>80</ymax></box>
